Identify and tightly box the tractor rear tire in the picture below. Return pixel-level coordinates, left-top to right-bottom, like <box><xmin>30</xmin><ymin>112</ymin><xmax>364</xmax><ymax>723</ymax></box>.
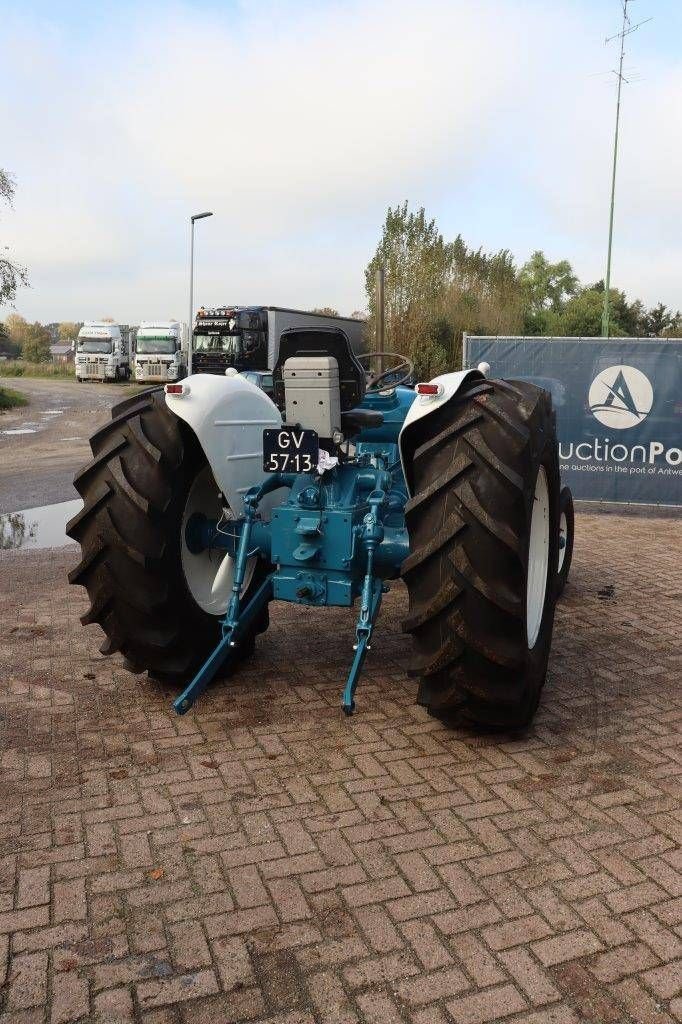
<box><xmin>66</xmin><ymin>387</ymin><xmax>269</xmax><ymax>682</ymax></box>
<box><xmin>556</xmin><ymin>486</ymin><xmax>574</xmax><ymax>598</ymax></box>
<box><xmin>401</xmin><ymin>378</ymin><xmax>560</xmax><ymax>729</ymax></box>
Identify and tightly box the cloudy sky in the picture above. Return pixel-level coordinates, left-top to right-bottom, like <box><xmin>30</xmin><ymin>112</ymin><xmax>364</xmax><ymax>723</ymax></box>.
<box><xmin>1</xmin><ymin>0</ymin><xmax>680</xmax><ymax>324</ymax></box>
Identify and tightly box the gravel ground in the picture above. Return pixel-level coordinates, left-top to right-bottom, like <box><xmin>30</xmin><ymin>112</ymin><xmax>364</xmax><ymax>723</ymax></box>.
<box><xmin>0</xmin><ymin>377</ymin><xmax>144</xmax><ymax>512</ymax></box>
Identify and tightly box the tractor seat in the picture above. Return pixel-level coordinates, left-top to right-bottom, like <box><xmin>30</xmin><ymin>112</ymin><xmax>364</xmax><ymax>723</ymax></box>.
<box><xmin>341</xmin><ymin>408</ymin><xmax>384</xmax><ymax>434</ymax></box>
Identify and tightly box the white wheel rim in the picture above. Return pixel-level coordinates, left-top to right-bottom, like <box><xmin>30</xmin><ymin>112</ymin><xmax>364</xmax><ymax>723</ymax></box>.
<box><xmin>557</xmin><ymin>511</ymin><xmax>567</xmax><ymax>574</ymax></box>
<box><xmin>180</xmin><ymin>465</ymin><xmax>256</xmax><ymax>616</ymax></box>
<box><xmin>526</xmin><ymin>465</ymin><xmax>550</xmax><ymax>649</ymax></box>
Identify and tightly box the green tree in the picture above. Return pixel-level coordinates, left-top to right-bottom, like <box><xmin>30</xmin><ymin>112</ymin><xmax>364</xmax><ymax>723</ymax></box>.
<box><xmin>365</xmin><ymin>203</ymin><xmax>528</xmax><ymax>376</ymax></box>
<box><xmin>310</xmin><ymin>307</ymin><xmax>339</xmax><ymax>317</ymax></box>
<box><xmin>365</xmin><ymin>202</ymin><xmax>453</xmax><ymax>374</ymax></box>
<box><xmin>21</xmin><ymin>322</ymin><xmax>51</xmax><ymax>362</ymax></box>
<box><xmin>365</xmin><ymin>204</ymin><xmax>680</xmax><ymax>355</ymax></box>
<box><xmin>58</xmin><ymin>321</ymin><xmax>80</xmax><ymax>341</ymax></box>
<box><xmin>640</xmin><ymin>302</ymin><xmax>681</xmax><ymax>337</ymax></box>
<box><xmin>519</xmin><ymin>251</ymin><xmax>578</xmax><ymax>334</ymax></box>
<box><xmin>550</xmin><ymin>286</ymin><xmax>638</xmax><ymax>337</ymax></box>
<box><xmin>0</xmin><ymin>170</ymin><xmax>29</xmax><ymax>308</ymax></box>
<box><xmin>0</xmin><ymin>321</ymin><xmax>20</xmax><ymax>357</ymax></box>
<box><xmin>444</xmin><ymin>241</ymin><xmax>524</xmax><ymax>359</ymax></box>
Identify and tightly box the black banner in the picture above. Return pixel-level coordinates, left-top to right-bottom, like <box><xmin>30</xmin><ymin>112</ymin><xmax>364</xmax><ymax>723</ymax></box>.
<box><xmin>464</xmin><ymin>336</ymin><xmax>682</xmax><ymax>506</ymax></box>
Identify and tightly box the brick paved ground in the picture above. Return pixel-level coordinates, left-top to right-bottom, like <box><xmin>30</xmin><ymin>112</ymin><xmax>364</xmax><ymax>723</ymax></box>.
<box><xmin>0</xmin><ymin>512</ymin><xmax>680</xmax><ymax>1024</ymax></box>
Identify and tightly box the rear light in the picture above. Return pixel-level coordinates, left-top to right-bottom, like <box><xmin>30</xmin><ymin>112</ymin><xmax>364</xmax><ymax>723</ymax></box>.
<box><xmin>165</xmin><ymin>383</ymin><xmax>189</xmax><ymax>396</ymax></box>
<box><xmin>416</xmin><ymin>382</ymin><xmax>443</xmax><ymax>397</ymax></box>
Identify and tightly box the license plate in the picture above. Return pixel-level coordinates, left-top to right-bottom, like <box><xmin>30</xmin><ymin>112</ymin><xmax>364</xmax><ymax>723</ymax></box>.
<box><xmin>263</xmin><ymin>427</ymin><xmax>318</xmax><ymax>473</ymax></box>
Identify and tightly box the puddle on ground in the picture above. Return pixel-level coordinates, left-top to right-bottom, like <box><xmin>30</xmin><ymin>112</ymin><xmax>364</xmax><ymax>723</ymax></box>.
<box><xmin>1</xmin><ymin>428</ymin><xmax>37</xmax><ymax>436</ymax></box>
<box><xmin>0</xmin><ymin>499</ymin><xmax>82</xmax><ymax>550</ymax></box>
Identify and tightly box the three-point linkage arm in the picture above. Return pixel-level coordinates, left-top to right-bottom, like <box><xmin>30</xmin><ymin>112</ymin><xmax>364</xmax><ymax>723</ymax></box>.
<box><xmin>173</xmin><ymin>474</ymin><xmax>294</xmax><ymax>715</ymax></box>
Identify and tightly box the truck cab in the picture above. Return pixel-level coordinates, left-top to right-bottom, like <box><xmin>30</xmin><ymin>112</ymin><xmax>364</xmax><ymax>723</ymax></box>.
<box><xmin>134</xmin><ymin>322</ymin><xmax>187</xmax><ymax>384</ymax></box>
<box><xmin>191</xmin><ymin>307</ymin><xmax>267</xmax><ymax>375</ymax></box>
<box><xmin>75</xmin><ymin>322</ymin><xmax>130</xmax><ymax>382</ymax></box>
<box><xmin>190</xmin><ymin>306</ymin><xmax>364</xmax><ymax>376</ymax></box>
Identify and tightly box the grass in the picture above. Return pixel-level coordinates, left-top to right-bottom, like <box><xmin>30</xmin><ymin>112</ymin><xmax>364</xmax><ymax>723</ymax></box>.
<box><xmin>0</xmin><ymin>360</ymin><xmax>75</xmax><ymax>378</ymax></box>
<box><xmin>0</xmin><ymin>386</ymin><xmax>29</xmax><ymax>411</ymax></box>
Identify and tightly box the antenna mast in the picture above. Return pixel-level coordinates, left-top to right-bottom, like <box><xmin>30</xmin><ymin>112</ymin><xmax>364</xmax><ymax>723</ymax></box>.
<box><xmin>602</xmin><ymin>1</ymin><xmax>651</xmax><ymax>337</ymax></box>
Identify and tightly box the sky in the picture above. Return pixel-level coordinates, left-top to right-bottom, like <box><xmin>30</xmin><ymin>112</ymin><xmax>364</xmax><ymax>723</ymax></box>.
<box><xmin>1</xmin><ymin>0</ymin><xmax>681</xmax><ymax>325</ymax></box>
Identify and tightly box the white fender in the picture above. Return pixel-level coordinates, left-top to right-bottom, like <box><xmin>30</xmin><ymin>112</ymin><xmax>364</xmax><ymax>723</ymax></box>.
<box><xmin>165</xmin><ymin>373</ymin><xmax>283</xmax><ymax>517</ymax></box>
<box><xmin>398</xmin><ymin>366</ymin><xmax>488</xmax><ymax>496</ymax></box>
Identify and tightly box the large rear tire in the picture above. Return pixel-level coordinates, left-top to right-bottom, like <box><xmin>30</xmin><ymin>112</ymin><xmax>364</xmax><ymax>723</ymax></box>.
<box><xmin>66</xmin><ymin>388</ymin><xmax>269</xmax><ymax>681</ymax></box>
<box><xmin>401</xmin><ymin>378</ymin><xmax>560</xmax><ymax>729</ymax></box>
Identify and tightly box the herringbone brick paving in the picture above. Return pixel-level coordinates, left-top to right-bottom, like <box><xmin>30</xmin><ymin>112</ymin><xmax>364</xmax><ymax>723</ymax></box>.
<box><xmin>0</xmin><ymin>512</ymin><xmax>680</xmax><ymax>1023</ymax></box>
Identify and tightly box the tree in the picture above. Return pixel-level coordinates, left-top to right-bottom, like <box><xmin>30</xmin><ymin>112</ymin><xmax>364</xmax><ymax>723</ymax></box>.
<box><xmin>364</xmin><ymin>204</ymin><xmax>679</xmax><ymax>357</ymax></box>
<box><xmin>5</xmin><ymin>313</ymin><xmax>51</xmax><ymax>358</ymax></box>
<box><xmin>443</xmin><ymin>240</ymin><xmax>524</xmax><ymax>361</ymax></box>
<box><xmin>365</xmin><ymin>202</ymin><xmax>453</xmax><ymax>374</ymax></box>
<box><xmin>21</xmin><ymin>322</ymin><xmax>51</xmax><ymax>362</ymax></box>
<box><xmin>519</xmin><ymin>251</ymin><xmax>578</xmax><ymax>334</ymax></box>
<box><xmin>0</xmin><ymin>169</ymin><xmax>29</xmax><ymax>308</ymax></box>
<box><xmin>58</xmin><ymin>321</ymin><xmax>80</xmax><ymax>341</ymax></box>
<box><xmin>5</xmin><ymin>313</ymin><xmax>30</xmax><ymax>347</ymax></box>
<box><xmin>310</xmin><ymin>307</ymin><xmax>339</xmax><ymax>317</ymax></box>
<box><xmin>549</xmin><ymin>286</ymin><xmax>637</xmax><ymax>337</ymax></box>
<box><xmin>641</xmin><ymin>302</ymin><xmax>681</xmax><ymax>338</ymax></box>
<box><xmin>0</xmin><ymin>321</ymin><xmax>20</xmax><ymax>357</ymax></box>
<box><xmin>364</xmin><ymin>203</ymin><xmax>528</xmax><ymax>375</ymax></box>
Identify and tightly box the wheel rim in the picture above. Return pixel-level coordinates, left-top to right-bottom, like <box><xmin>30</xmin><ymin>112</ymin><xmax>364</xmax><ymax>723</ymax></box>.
<box><xmin>180</xmin><ymin>465</ymin><xmax>256</xmax><ymax>616</ymax></box>
<box><xmin>526</xmin><ymin>465</ymin><xmax>550</xmax><ymax>649</ymax></box>
<box><xmin>557</xmin><ymin>510</ymin><xmax>567</xmax><ymax>574</ymax></box>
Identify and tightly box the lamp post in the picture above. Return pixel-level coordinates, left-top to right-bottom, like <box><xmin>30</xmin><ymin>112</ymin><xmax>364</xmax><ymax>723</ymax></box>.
<box><xmin>188</xmin><ymin>211</ymin><xmax>213</xmax><ymax>374</ymax></box>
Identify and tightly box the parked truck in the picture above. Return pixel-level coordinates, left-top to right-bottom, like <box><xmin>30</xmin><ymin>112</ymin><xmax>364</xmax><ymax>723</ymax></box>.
<box><xmin>190</xmin><ymin>306</ymin><xmax>364</xmax><ymax>375</ymax></box>
<box><xmin>134</xmin><ymin>321</ymin><xmax>188</xmax><ymax>384</ymax></box>
<box><xmin>75</xmin><ymin>322</ymin><xmax>132</xmax><ymax>382</ymax></box>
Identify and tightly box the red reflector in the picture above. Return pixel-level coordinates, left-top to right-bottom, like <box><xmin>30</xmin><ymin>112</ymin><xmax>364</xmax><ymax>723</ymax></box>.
<box><xmin>416</xmin><ymin>382</ymin><xmax>442</xmax><ymax>396</ymax></box>
<box><xmin>165</xmin><ymin>384</ymin><xmax>185</xmax><ymax>395</ymax></box>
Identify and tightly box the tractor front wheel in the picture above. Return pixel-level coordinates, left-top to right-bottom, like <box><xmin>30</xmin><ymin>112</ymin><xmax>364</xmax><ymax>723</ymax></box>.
<box><xmin>66</xmin><ymin>388</ymin><xmax>269</xmax><ymax>681</ymax></box>
<box><xmin>401</xmin><ymin>379</ymin><xmax>560</xmax><ymax>729</ymax></box>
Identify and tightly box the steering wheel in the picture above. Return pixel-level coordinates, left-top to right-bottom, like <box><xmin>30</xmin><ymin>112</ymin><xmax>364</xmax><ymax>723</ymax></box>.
<box><xmin>358</xmin><ymin>352</ymin><xmax>414</xmax><ymax>393</ymax></box>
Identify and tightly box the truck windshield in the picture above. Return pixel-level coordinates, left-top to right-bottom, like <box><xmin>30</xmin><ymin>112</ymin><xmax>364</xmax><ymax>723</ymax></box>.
<box><xmin>78</xmin><ymin>339</ymin><xmax>112</xmax><ymax>354</ymax></box>
<box><xmin>136</xmin><ymin>337</ymin><xmax>176</xmax><ymax>354</ymax></box>
<box><xmin>194</xmin><ymin>333</ymin><xmax>241</xmax><ymax>357</ymax></box>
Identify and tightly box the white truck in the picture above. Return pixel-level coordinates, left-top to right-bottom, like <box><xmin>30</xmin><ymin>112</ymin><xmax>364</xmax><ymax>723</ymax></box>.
<box><xmin>75</xmin><ymin>322</ymin><xmax>132</xmax><ymax>382</ymax></box>
<box><xmin>134</xmin><ymin>321</ymin><xmax>188</xmax><ymax>384</ymax></box>
<box><xmin>190</xmin><ymin>306</ymin><xmax>365</xmax><ymax>376</ymax></box>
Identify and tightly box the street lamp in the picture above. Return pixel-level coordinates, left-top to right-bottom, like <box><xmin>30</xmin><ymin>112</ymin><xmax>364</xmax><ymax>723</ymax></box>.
<box><xmin>188</xmin><ymin>211</ymin><xmax>213</xmax><ymax>374</ymax></box>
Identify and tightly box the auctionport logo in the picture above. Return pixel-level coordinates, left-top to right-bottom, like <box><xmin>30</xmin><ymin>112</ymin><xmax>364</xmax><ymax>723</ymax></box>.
<box><xmin>588</xmin><ymin>364</ymin><xmax>653</xmax><ymax>429</ymax></box>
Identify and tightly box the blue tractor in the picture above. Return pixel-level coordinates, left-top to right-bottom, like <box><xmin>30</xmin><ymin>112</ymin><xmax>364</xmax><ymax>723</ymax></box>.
<box><xmin>67</xmin><ymin>328</ymin><xmax>573</xmax><ymax>727</ymax></box>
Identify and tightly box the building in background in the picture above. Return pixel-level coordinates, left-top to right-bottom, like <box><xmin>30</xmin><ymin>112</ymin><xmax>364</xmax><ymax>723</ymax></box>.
<box><xmin>49</xmin><ymin>344</ymin><xmax>74</xmax><ymax>364</ymax></box>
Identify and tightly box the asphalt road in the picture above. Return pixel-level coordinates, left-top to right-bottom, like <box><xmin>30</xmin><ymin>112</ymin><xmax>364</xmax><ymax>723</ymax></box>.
<box><xmin>0</xmin><ymin>377</ymin><xmax>144</xmax><ymax>512</ymax></box>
